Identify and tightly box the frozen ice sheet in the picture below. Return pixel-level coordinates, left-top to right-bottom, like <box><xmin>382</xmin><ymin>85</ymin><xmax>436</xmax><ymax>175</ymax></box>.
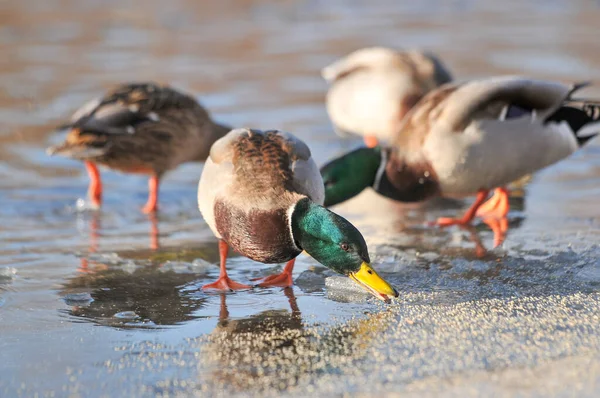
<box><xmin>325</xmin><ymin>276</ymin><xmax>370</xmax><ymax>303</ymax></box>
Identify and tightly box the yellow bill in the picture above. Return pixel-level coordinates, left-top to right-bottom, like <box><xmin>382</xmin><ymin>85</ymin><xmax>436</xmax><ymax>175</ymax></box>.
<box><xmin>349</xmin><ymin>262</ymin><xmax>399</xmax><ymax>303</ymax></box>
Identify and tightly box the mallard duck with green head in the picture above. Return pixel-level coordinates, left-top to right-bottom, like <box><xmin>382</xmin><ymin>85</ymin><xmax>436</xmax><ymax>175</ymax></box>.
<box><xmin>321</xmin><ymin>77</ymin><xmax>600</xmax><ymax>244</ymax></box>
<box><xmin>198</xmin><ymin>128</ymin><xmax>398</xmax><ymax>302</ymax></box>
<box><xmin>322</xmin><ymin>47</ymin><xmax>515</xmax><ymax>223</ymax></box>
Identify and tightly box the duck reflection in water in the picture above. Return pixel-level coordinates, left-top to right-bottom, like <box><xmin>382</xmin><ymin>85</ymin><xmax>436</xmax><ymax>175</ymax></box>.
<box><xmin>61</xmin><ymin>261</ymin><xmax>208</xmax><ymax>328</ymax></box>
<box><xmin>200</xmin><ymin>288</ymin><xmax>394</xmax><ymax>394</ymax></box>
<box><xmin>78</xmin><ymin>211</ymin><xmax>160</xmax><ymax>272</ymax></box>
<box><xmin>203</xmin><ymin>288</ymin><xmax>304</xmax><ymax>391</ymax></box>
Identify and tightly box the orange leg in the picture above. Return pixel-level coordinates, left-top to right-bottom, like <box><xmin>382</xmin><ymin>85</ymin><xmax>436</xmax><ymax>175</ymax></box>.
<box><xmin>148</xmin><ymin>212</ymin><xmax>159</xmax><ymax>250</ymax></box>
<box><xmin>202</xmin><ymin>240</ymin><xmax>251</xmax><ymax>291</ymax></box>
<box><xmin>482</xmin><ymin>217</ymin><xmax>509</xmax><ymax>248</ymax></box>
<box><xmin>475</xmin><ymin>187</ymin><xmax>510</xmax><ymax>220</ymax></box>
<box><xmin>252</xmin><ymin>258</ymin><xmax>296</xmax><ymax>288</ymax></box>
<box><xmin>85</xmin><ymin>161</ymin><xmax>102</xmax><ymax>208</ymax></box>
<box><xmin>142</xmin><ymin>174</ymin><xmax>160</xmax><ymax>214</ymax></box>
<box><xmin>364</xmin><ymin>136</ymin><xmax>379</xmax><ymax>148</ymax></box>
<box><xmin>435</xmin><ymin>190</ymin><xmax>490</xmax><ymax>227</ymax></box>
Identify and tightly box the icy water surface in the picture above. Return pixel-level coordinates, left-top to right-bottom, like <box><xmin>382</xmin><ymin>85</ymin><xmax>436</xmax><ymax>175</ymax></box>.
<box><xmin>2</xmin><ymin>0</ymin><xmax>600</xmax><ymax>396</ymax></box>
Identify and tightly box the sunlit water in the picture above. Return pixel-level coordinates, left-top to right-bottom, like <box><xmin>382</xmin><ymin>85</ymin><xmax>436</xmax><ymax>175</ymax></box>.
<box><xmin>2</xmin><ymin>0</ymin><xmax>600</xmax><ymax>396</ymax></box>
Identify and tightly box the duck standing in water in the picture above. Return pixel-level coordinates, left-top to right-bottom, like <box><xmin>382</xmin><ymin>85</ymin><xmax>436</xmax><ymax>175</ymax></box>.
<box><xmin>47</xmin><ymin>83</ymin><xmax>230</xmax><ymax>213</ymax></box>
<box><xmin>322</xmin><ymin>47</ymin><xmax>453</xmax><ymax>148</ymax></box>
<box><xmin>198</xmin><ymin>128</ymin><xmax>398</xmax><ymax>302</ymax></box>
<box><xmin>322</xmin><ymin>47</ymin><xmax>521</xmax><ymax>223</ymax></box>
<box><xmin>321</xmin><ymin>77</ymin><xmax>600</xmax><ymax>244</ymax></box>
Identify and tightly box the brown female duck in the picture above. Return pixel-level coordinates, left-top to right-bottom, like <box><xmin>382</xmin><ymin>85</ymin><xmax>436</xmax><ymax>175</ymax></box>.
<box><xmin>47</xmin><ymin>82</ymin><xmax>230</xmax><ymax>213</ymax></box>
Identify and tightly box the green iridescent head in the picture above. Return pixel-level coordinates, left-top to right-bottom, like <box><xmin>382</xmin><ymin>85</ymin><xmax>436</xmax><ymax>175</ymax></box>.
<box><xmin>291</xmin><ymin>197</ymin><xmax>398</xmax><ymax>302</ymax></box>
<box><xmin>320</xmin><ymin>147</ymin><xmax>383</xmax><ymax>207</ymax></box>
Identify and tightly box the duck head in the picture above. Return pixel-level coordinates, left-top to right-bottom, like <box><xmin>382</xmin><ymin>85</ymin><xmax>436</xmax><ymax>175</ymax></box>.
<box><xmin>320</xmin><ymin>146</ymin><xmax>383</xmax><ymax>207</ymax></box>
<box><xmin>290</xmin><ymin>197</ymin><xmax>398</xmax><ymax>302</ymax></box>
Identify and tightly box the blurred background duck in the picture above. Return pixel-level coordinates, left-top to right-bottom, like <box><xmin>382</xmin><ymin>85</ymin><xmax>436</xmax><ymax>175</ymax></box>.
<box><xmin>322</xmin><ymin>48</ymin><xmax>531</xmax><ymax>217</ymax></box>
<box><xmin>47</xmin><ymin>82</ymin><xmax>230</xmax><ymax>213</ymax></box>
<box><xmin>321</xmin><ymin>77</ymin><xmax>600</xmax><ymax>245</ymax></box>
<box><xmin>322</xmin><ymin>46</ymin><xmax>453</xmax><ymax>148</ymax></box>
<box><xmin>197</xmin><ymin>128</ymin><xmax>398</xmax><ymax>301</ymax></box>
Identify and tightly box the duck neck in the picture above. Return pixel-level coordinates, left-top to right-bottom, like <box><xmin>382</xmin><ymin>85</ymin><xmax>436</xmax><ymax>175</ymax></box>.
<box><xmin>373</xmin><ymin>150</ymin><xmax>440</xmax><ymax>203</ymax></box>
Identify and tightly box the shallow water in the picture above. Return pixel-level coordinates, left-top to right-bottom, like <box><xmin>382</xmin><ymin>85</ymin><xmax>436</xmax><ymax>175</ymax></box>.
<box><xmin>2</xmin><ymin>0</ymin><xmax>600</xmax><ymax>396</ymax></box>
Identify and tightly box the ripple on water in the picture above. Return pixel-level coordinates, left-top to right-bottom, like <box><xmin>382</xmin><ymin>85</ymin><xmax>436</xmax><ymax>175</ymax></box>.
<box><xmin>200</xmin><ymin>288</ymin><xmax>278</xmax><ymax>311</ymax></box>
<box><xmin>113</xmin><ymin>311</ymin><xmax>157</xmax><ymax>328</ymax></box>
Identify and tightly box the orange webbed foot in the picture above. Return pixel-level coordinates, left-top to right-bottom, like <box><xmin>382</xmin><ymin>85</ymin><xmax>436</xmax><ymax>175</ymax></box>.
<box><xmin>252</xmin><ymin>259</ymin><xmax>295</xmax><ymax>288</ymax></box>
<box><xmin>432</xmin><ymin>190</ymin><xmax>491</xmax><ymax>229</ymax></box>
<box><xmin>252</xmin><ymin>271</ymin><xmax>294</xmax><ymax>288</ymax></box>
<box><xmin>475</xmin><ymin>187</ymin><xmax>510</xmax><ymax>220</ymax></box>
<box><xmin>202</xmin><ymin>276</ymin><xmax>251</xmax><ymax>292</ymax></box>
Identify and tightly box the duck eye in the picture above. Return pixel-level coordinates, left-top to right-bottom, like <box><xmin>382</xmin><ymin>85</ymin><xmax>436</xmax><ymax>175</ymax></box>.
<box><xmin>340</xmin><ymin>242</ymin><xmax>350</xmax><ymax>251</ymax></box>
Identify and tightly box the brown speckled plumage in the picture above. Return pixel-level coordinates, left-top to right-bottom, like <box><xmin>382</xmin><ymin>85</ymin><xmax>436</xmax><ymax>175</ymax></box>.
<box><xmin>214</xmin><ymin>130</ymin><xmax>305</xmax><ymax>262</ymax></box>
<box><xmin>231</xmin><ymin>130</ymin><xmax>296</xmax><ymax>194</ymax></box>
<box><xmin>198</xmin><ymin>128</ymin><xmax>324</xmax><ymax>265</ymax></box>
<box><xmin>48</xmin><ymin>82</ymin><xmax>230</xmax><ymax>177</ymax></box>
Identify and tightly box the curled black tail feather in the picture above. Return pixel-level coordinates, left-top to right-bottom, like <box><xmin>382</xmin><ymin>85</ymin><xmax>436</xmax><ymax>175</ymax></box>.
<box><xmin>566</xmin><ymin>81</ymin><xmax>592</xmax><ymax>100</ymax></box>
<box><xmin>545</xmin><ymin>101</ymin><xmax>600</xmax><ymax>146</ymax></box>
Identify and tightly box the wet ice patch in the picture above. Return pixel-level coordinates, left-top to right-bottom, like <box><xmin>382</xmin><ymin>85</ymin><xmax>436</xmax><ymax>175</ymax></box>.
<box><xmin>63</xmin><ymin>293</ymin><xmax>94</xmax><ymax>306</ymax></box>
<box><xmin>84</xmin><ymin>252</ymin><xmax>141</xmax><ymax>271</ymax></box>
<box><xmin>418</xmin><ymin>251</ymin><xmax>440</xmax><ymax>262</ymax></box>
<box><xmin>325</xmin><ymin>276</ymin><xmax>370</xmax><ymax>303</ymax></box>
<box><xmin>114</xmin><ymin>311</ymin><xmax>139</xmax><ymax>320</ymax></box>
<box><xmin>0</xmin><ymin>267</ymin><xmax>17</xmax><ymax>283</ymax></box>
<box><xmin>112</xmin><ymin>311</ymin><xmax>157</xmax><ymax>328</ymax></box>
<box><xmin>160</xmin><ymin>258</ymin><xmax>212</xmax><ymax>274</ymax></box>
<box><xmin>86</xmin><ymin>252</ymin><xmax>121</xmax><ymax>264</ymax></box>
<box><xmin>295</xmin><ymin>270</ymin><xmax>327</xmax><ymax>293</ymax></box>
